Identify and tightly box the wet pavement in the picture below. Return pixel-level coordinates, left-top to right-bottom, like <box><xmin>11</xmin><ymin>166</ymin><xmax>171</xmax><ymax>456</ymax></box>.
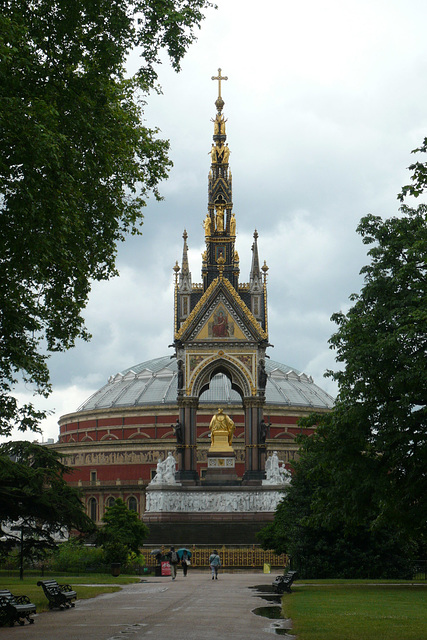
<box><xmin>2</xmin><ymin>571</ymin><xmax>294</xmax><ymax>640</ymax></box>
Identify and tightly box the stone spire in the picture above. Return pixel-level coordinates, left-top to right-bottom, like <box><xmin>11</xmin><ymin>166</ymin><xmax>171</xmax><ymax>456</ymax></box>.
<box><xmin>250</xmin><ymin>230</ymin><xmax>262</xmax><ymax>293</ymax></box>
<box><xmin>202</xmin><ymin>69</ymin><xmax>238</xmax><ymax>290</ymax></box>
<box><xmin>179</xmin><ymin>229</ymin><xmax>192</xmax><ymax>293</ymax></box>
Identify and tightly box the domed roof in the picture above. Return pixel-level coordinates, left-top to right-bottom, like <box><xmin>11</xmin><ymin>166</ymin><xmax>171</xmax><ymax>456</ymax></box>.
<box><xmin>77</xmin><ymin>356</ymin><xmax>334</xmax><ymax>412</ymax></box>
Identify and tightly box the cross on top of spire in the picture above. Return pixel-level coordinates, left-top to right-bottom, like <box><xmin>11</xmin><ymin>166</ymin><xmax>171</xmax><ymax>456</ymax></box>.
<box><xmin>212</xmin><ymin>68</ymin><xmax>228</xmax><ymax>112</ymax></box>
<box><xmin>212</xmin><ymin>68</ymin><xmax>228</xmax><ymax>99</ymax></box>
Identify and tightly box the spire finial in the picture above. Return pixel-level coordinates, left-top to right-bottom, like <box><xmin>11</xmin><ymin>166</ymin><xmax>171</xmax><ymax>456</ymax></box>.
<box><xmin>250</xmin><ymin>229</ymin><xmax>261</xmax><ymax>290</ymax></box>
<box><xmin>212</xmin><ymin>67</ymin><xmax>228</xmax><ymax>112</ymax></box>
<box><xmin>181</xmin><ymin>229</ymin><xmax>190</xmax><ymax>276</ymax></box>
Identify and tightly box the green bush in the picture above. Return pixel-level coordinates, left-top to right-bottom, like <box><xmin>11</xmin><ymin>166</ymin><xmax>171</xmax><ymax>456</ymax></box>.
<box><xmin>50</xmin><ymin>539</ymin><xmax>105</xmax><ymax>572</ymax></box>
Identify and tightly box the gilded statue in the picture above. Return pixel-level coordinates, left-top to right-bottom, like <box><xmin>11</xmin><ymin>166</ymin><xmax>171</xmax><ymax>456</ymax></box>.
<box><xmin>216</xmin><ymin>205</ymin><xmax>224</xmax><ymax>233</ymax></box>
<box><xmin>210</xmin><ymin>143</ymin><xmax>218</xmax><ymax>163</ymax></box>
<box><xmin>204</xmin><ymin>213</ymin><xmax>212</xmax><ymax>237</ymax></box>
<box><xmin>230</xmin><ymin>212</ymin><xmax>236</xmax><ymax>236</ymax></box>
<box><xmin>209</xmin><ymin>408</ymin><xmax>235</xmax><ymax>447</ymax></box>
<box><xmin>222</xmin><ymin>143</ymin><xmax>230</xmax><ymax>164</ymax></box>
<box><xmin>212</xmin><ymin>113</ymin><xmax>226</xmax><ymax>135</ymax></box>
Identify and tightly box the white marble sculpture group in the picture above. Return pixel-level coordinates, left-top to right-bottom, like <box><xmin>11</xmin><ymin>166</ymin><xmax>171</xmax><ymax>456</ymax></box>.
<box><xmin>149</xmin><ymin>451</ymin><xmax>178</xmax><ymax>486</ymax></box>
<box><xmin>262</xmin><ymin>451</ymin><xmax>291</xmax><ymax>486</ymax></box>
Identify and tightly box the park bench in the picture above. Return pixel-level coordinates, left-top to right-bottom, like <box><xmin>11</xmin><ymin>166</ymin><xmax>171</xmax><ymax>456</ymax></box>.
<box><xmin>37</xmin><ymin>579</ymin><xmax>77</xmax><ymax>610</ymax></box>
<box><xmin>0</xmin><ymin>589</ymin><xmax>36</xmax><ymax>626</ymax></box>
<box><xmin>272</xmin><ymin>570</ymin><xmax>298</xmax><ymax>594</ymax></box>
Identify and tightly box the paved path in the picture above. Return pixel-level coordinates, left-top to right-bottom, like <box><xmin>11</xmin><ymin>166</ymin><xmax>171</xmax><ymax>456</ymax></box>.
<box><xmin>3</xmin><ymin>572</ymin><xmax>292</xmax><ymax>640</ymax></box>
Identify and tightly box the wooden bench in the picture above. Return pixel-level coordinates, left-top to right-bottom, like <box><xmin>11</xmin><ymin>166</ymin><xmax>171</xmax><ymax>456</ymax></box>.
<box><xmin>37</xmin><ymin>580</ymin><xmax>77</xmax><ymax>610</ymax></box>
<box><xmin>0</xmin><ymin>589</ymin><xmax>36</xmax><ymax>626</ymax></box>
<box><xmin>272</xmin><ymin>570</ymin><xmax>298</xmax><ymax>594</ymax></box>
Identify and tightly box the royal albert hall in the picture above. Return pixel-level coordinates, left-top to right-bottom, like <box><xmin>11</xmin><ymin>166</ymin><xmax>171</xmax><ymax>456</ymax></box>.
<box><xmin>54</xmin><ymin>72</ymin><xmax>334</xmax><ymax>544</ymax></box>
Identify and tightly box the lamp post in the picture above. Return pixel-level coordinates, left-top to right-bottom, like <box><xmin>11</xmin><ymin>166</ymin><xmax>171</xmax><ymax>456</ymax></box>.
<box><xmin>10</xmin><ymin>524</ymin><xmax>24</xmax><ymax>580</ymax></box>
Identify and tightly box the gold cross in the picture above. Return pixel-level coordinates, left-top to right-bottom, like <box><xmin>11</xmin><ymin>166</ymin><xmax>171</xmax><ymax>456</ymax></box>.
<box><xmin>211</xmin><ymin>68</ymin><xmax>228</xmax><ymax>99</ymax></box>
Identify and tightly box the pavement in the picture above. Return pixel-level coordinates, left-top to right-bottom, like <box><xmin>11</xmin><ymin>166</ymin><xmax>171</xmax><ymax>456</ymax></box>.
<box><xmin>2</xmin><ymin>571</ymin><xmax>294</xmax><ymax>640</ymax></box>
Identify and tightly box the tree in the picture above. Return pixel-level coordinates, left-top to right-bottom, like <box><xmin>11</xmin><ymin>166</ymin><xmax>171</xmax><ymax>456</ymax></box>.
<box><xmin>325</xmin><ymin>204</ymin><xmax>427</xmax><ymax>535</ymax></box>
<box><xmin>257</xmin><ymin>425</ymin><xmax>417</xmax><ymax>578</ymax></box>
<box><xmin>98</xmin><ymin>499</ymin><xmax>148</xmax><ymax>565</ymax></box>
<box><xmin>0</xmin><ymin>0</ymin><xmax>214</xmax><ymax>437</ymax></box>
<box><xmin>258</xmin><ymin>142</ymin><xmax>427</xmax><ymax>573</ymax></box>
<box><xmin>0</xmin><ymin>441</ymin><xmax>95</xmax><ymax>563</ymax></box>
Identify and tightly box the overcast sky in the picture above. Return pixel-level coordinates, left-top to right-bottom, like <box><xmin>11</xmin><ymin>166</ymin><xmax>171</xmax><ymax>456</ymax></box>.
<box><xmin>11</xmin><ymin>0</ymin><xmax>427</xmax><ymax>442</ymax></box>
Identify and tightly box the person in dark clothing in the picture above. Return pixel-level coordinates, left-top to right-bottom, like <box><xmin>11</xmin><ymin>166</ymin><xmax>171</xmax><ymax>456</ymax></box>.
<box><xmin>181</xmin><ymin>550</ymin><xmax>190</xmax><ymax>577</ymax></box>
<box><xmin>166</xmin><ymin>546</ymin><xmax>179</xmax><ymax>580</ymax></box>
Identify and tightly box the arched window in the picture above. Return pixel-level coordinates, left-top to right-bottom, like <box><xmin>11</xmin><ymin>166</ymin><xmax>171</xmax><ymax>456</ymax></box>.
<box><xmin>88</xmin><ymin>497</ymin><xmax>97</xmax><ymax>521</ymax></box>
<box><xmin>128</xmin><ymin>496</ymin><xmax>138</xmax><ymax>513</ymax></box>
<box><xmin>106</xmin><ymin>497</ymin><xmax>115</xmax><ymax>509</ymax></box>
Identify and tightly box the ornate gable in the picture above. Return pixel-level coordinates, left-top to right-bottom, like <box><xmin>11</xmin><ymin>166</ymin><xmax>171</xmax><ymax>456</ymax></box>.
<box><xmin>175</xmin><ymin>276</ymin><xmax>267</xmax><ymax>343</ymax></box>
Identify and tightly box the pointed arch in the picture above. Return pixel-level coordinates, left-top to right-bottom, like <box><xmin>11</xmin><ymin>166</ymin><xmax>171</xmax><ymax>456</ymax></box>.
<box><xmin>190</xmin><ymin>356</ymin><xmax>252</xmax><ymax>399</ymax></box>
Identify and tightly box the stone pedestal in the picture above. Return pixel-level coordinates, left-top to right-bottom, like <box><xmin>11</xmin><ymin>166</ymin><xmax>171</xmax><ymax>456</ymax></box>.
<box><xmin>209</xmin><ymin>430</ymin><xmax>233</xmax><ymax>453</ymax></box>
<box><xmin>204</xmin><ymin>451</ymin><xmax>238</xmax><ymax>485</ymax></box>
<box><xmin>143</xmin><ymin>484</ymin><xmax>288</xmax><ymax>545</ymax></box>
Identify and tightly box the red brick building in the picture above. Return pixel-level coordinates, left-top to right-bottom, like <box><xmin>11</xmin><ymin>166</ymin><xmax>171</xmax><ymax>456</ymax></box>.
<box><xmin>55</xmin><ymin>356</ymin><xmax>333</xmax><ymax>525</ymax></box>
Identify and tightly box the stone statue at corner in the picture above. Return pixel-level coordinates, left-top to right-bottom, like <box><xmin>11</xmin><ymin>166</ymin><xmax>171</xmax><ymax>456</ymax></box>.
<box><xmin>263</xmin><ymin>451</ymin><xmax>291</xmax><ymax>485</ymax></box>
<box><xmin>149</xmin><ymin>452</ymin><xmax>178</xmax><ymax>486</ymax></box>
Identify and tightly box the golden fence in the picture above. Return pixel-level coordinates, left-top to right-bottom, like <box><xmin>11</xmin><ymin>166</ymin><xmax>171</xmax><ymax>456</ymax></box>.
<box><xmin>144</xmin><ymin>546</ymin><xmax>287</xmax><ymax>569</ymax></box>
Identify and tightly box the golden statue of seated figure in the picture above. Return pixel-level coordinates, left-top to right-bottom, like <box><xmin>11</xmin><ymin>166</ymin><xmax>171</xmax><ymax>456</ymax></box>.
<box><xmin>209</xmin><ymin>408</ymin><xmax>235</xmax><ymax>452</ymax></box>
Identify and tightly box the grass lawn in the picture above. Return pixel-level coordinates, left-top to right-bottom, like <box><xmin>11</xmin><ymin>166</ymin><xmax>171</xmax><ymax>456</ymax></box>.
<box><xmin>282</xmin><ymin>584</ymin><xmax>427</xmax><ymax>640</ymax></box>
<box><xmin>0</xmin><ymin>574</ymin><xmax>140</xmax><ymax>614</ymax></box>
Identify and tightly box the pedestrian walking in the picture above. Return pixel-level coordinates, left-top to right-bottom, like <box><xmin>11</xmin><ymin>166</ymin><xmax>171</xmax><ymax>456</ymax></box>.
<box><xmin>181</xmin><ymin>550</ymin><xmax>190</xmax><ymax>577</ymax></box>
<box><xmin>166</xmin><ymin>546</ymin><xmax>179</xmax><ymax>580</ymax></box>
<box><xmin>209</xmin><ymin>549</ymin><xmax>221</xmax><ymax>580</ymax></box>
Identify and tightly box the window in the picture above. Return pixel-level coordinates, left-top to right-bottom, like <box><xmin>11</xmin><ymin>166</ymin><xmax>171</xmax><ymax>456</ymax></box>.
<box><xmin>128</xmin><ymin>497</ymin><xmax>138</xmax><ymax>513</ymax></box>
<box><xmin>88</xmin><ymin>497</ymin><xmax>97</xmax><ymax>521</ymax></box>
<box><xmin>182</xmin><ymin>296</ymin><xmax>188</xmax><ymax>316</ymax></box>
<box><xmin>90</xmin><ymin>470</ymin><xmax>97</xmax><ymax>483</ymax></box>
<box><xmin>106</xmin><ymin>497</ymin><xmax>115</xmax><ymax>509</ymax></box>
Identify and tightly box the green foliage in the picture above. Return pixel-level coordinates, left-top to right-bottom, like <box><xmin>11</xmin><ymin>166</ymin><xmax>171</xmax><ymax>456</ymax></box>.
<box><xmin>0</xmin><ymin>441</ymin><xmax>95</xmax><ymax>559</ymax></box>
<box><xmin>259</xmin><ymin>142</ymin><xmax>427</xmax><ymax>575</ymax></box>
<box><xmin>49</xmin><ymin>539</ymin><xmax>105</xmax><ymax>572</ymax></box>
<box><xmin>0</xmin><ymin>0</ymin><xmax>214</xmax><ymax>437</ymax></box>
<box><xmin>257</xmin><ymin>425</ymin><xmax>417</xmax><ymax>578</ymax></box>
<box><xmin>98</xmin><ymin>499</ymin><xmax>148</xmax><ymax>564</ymax></box>
<box><xmin>325</xmin><ymin>203</ymin><xmax>427</xmax><ymax>534</ymax></box>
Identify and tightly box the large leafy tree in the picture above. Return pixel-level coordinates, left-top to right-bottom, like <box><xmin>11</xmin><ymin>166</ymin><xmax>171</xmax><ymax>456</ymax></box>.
<box><xmin>0</xmin><ymin>441</ymin><xmax>95</xmax><ymax>561</ymax></box>
<box><xmin>257</xmin><ymin>424</ymin><xmax>416</xmax><ymax>578</ymax></box>
<box><xmin>324</xmin><ymin>205</ymin><xmax>427</xmax><ymax>534</ymax></box>
<box><xmin>259</xmin><ymin>143</ymin><xmax>427</xmax><ymax>572</ymax></box>
<box><xmin>0</xmin><ymin>0</ymin><xmax>213</xmax><ymax>437</ymax></box>
<box><xmin>98</xmin><ymin>498</ymin><xmax>149</xmax><ymax>565</ymax></box>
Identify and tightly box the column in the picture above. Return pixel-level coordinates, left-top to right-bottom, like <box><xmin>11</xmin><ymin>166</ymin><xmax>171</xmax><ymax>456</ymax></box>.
<box><xmin>242</xmin><ymin>398</ymin><xmax>265</xmax><ymax>485</ymax></box>
<box><xmin>176</xmin><ymin>396</ymin><xmax>199</xmax><ymax>485</ymax></box>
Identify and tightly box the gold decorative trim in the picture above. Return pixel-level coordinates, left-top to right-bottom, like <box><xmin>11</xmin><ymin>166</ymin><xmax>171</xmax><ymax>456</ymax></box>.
<box><xmin>175</xmin><ymin>278</ymin><xmax>219</xmax><ymax>340</ymax></box>
<box><xmin>263</xmin><ymin>280</ymin><xmax>268</xmax><ymax>336</ymax></box>
<box><xmin>175</xmin><ymin>276</ymin><xmax>267</xmax><ymax>342</ymax></box>
<box><xmin>221</xmin><ymin>277</ymin><xmax>268</xmax><ymax>340</ymax></box>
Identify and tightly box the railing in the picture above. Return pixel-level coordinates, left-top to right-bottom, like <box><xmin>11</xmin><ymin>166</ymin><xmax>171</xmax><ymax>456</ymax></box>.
<box><xmin>144</xmin><ymin>545</ymin><xmax>287</xmax><ymax>569</ymax></box>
